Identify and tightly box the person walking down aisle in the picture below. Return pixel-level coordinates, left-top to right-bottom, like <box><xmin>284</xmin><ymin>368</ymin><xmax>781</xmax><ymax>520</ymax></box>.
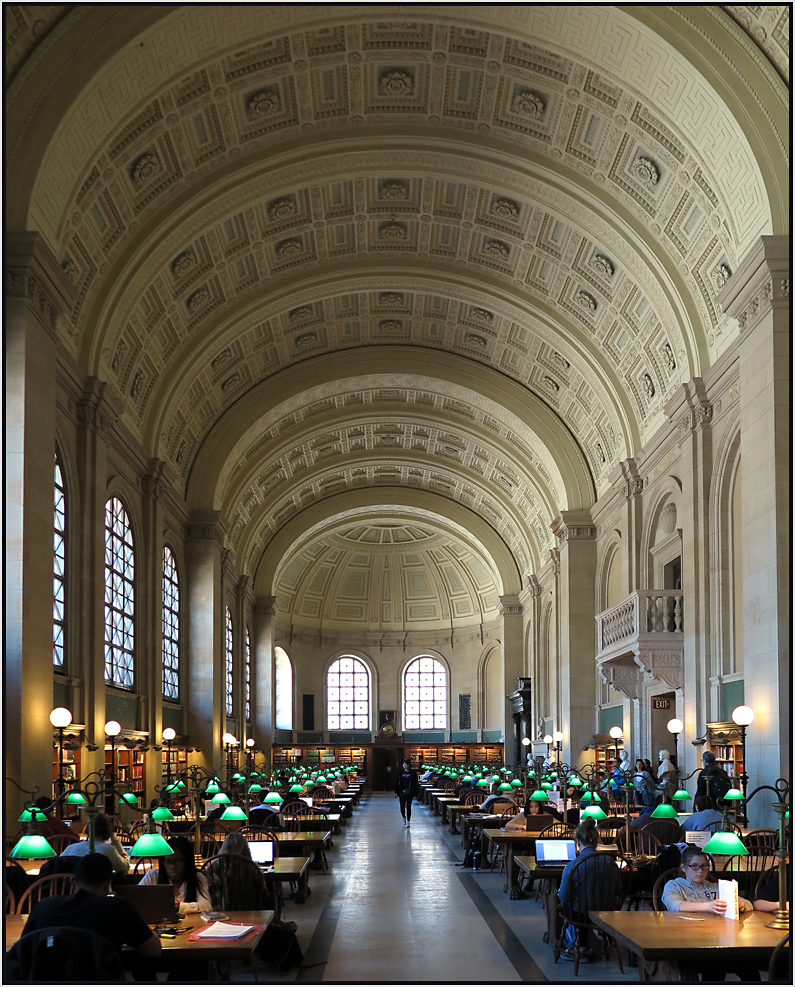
<box><xmin>395</xmin><ymin>758</ymin><xmax>419</xmax><ymax>827</ymax></box>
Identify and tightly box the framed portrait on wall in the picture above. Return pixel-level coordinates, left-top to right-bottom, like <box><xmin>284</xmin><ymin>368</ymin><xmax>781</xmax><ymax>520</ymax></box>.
<box><xmin>378</xmin><ymin>710</ymin><xmax>396</xmax><ymax>738</ymax></box>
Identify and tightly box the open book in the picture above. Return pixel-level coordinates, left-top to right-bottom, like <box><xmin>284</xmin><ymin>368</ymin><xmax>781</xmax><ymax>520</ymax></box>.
<box><xmin>196</xmin><ymin>921</ymin><xmax>255</xmax><ymax>940</ymax></box>
<box><xmin>717</xmin><ymin>879</ymin><xmax>739</xmax><ymax>920</ymax></box>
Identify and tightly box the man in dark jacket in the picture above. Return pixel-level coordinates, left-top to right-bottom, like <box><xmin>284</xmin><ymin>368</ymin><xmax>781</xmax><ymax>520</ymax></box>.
<box><xmin>395</xmin><ymin>759</ymin><xmax>420</xmax><ymax>827</ymax></box>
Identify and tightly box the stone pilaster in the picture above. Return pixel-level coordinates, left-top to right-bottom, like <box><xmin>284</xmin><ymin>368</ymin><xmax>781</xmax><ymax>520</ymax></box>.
<box><xmin>719</xmin><ymin>235</ymin><xmax>789</xmax><ymax>824</ymax></box>
<box><xmin>551</xmin><ymin>511</ymin><xmax>597</xmax><ymax>764</ymax></box>
<box><xmin>253</xmin><ymin>596</ymin><xmax>278</xmax><ymax>759</ymax></box>
<box><xmin>185</xmin><ymin>511</ymin><xmax>228</xmax><ymax>771</ymax></box>
<box><xmin>498</xmin><ymin>596</ymin><xmax>523</xmax><ymax>767</ymax></box>
<box><xmin>5</xmin><ymin>232</ymin><xmax>74</xmax><ymax>827</ymax></box>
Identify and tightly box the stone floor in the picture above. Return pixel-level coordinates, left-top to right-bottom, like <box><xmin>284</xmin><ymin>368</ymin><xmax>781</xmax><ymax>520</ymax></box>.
<box><xmin>230</xmin><ymin>791</ymin><xmax>640</xmax><ymax>983</ymax></box>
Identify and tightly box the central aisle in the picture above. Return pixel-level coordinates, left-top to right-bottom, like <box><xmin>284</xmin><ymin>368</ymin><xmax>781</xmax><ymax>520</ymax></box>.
<box><xmin>297</xmin><ymin>792</ymin><xmax>533</xmax><ymax>982</ymax></box>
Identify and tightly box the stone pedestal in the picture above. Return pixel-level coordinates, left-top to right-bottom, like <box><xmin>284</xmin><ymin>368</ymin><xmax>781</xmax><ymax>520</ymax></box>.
<box><xmin>499</xmin><ymin>596</ymin><xmax>524</xmax><ymax>767</ymax></box>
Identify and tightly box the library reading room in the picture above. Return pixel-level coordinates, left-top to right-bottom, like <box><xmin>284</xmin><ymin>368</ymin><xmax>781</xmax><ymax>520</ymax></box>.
<box><xmin>5</xmin><ymin>4</ymin><xmax>790</xmax><ymax>983</ymax></box>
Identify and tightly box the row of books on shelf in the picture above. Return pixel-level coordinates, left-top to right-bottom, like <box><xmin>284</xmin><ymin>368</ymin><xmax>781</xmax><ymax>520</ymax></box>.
<box><xmin>711</xmin><ymin>745</ymin><xmax>737</xmax><ymax>760</ymax></box>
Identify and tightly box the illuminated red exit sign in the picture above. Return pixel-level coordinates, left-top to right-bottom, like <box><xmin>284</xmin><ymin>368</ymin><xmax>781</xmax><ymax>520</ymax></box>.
<box><xmin>652</xmin><ymin>698</ymin><xmax>671</xmax><ymax>710</ymax></box>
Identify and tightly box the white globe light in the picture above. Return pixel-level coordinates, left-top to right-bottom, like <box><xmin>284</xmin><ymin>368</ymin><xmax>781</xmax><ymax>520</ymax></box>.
<box><xmin>553</xmin><ymin>731</ymin><xmax>564</xmax><ymax>743</ymax></box>
<box><xmin>521</xmin><ymin>737</ymin><xmax>531</xmax><ymax>746</ymax></box>
<box><xmin>49</xmin><ymin>707</ymin><xmax>73</xmax><ymax>728</ymax></box>
<box><xmin>609</xmin><ymin>726</ymin><xmax>623</xmax><ymax>740</ymax></box>
<box><xmin>162</xmin><ymin>727</ymin><xmax>176</xmax><ymax>742</ymax></box>
<box><xmin>731</xmin><ymin>706</ymin><xmax>755</xmax><ymax>727</ymax></box>
<box><xmin>222</xmin><ymin>732</ymin><xmax>238</xmax><ymax>745</ymax></box>
<box><xmin>104</xmin><ymin>720</ymin><xmax>121</xmax><ymax>737</ymax></box>
<box><xmin>666</xmin><ymin>718</ymin><xmax>684</xmax><ymax>734</ymax></box>
<box><xmin>543</xmin><ymin>734</ymin><xmax>553</xmax><ymax>745</ymax></box>
<box><xmin>246</xmin><ymin>737</ymin><xmax>255</xmax><ymax>747</ymax></box>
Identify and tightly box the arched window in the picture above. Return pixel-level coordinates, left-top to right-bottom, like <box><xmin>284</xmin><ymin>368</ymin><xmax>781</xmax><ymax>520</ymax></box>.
<box><xmin>225</xmin><ymin>606</ymin><xmax>234</xmax><ymax>717</ymax></box>
<box><xmin>245</xmin><ymin>626</ymin><xmax>252</xmax><ymax>722</ymax></box>
<box><xmin>53</xmin><ymin>453</ymin><xmax>66</xmax><ymax>669</ymax></box>
<box><xmin>104</xmin><ymin>497</ymin><xmax>135</xmax><ymax>688</ymax></box>
<box><xmin>275</xmin><ymin>646</ymin><xmax>293</xmax><ymax>731</ymax></box>
<box><xmin>327</xmin><ymin>656</ymin><xmax>369</xmax><ymax>731</ymax></box>
<box><xmin>162</xmin><ymin>546</ymin><xmax>180</xmax><ymax>700</ymax></box>
<box><xmin>404</xmin><ymin>656</ymin><xmax>447</xmax><ymax>730</ymax></box>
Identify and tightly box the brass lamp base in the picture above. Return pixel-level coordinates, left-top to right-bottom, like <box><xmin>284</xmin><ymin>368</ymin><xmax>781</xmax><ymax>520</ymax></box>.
<box><xmin>765</xmin><ymin>910</ymin><xmax>790</xmax><ymax>930</ymax></box>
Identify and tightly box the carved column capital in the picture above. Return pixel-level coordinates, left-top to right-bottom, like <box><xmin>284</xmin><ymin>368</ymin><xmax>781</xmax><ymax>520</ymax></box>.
<box><xmin>254</xmin><ymin>595</ymin><xmax>278</xmax><ymax>618</ymax></box>
<box><xmin>718</xmin><ymin>235</ymin><xmax>789</xmax><ymax>339</ymax></box>
<box><xmin>5</xmin><ymin>232</ymin><xmax>76</xmax><ymax>341</ymax></box>
<box><xmin>76</xmin><ymin>377</ymin><xmax>123</xmax><ymax>436</ymax></box>
<box><xmin>551</xmin><ymin>510</ymin><xmax>596</xmax><ymax>544</ymax></box>
<box><xmin>185</xmin><ymin>510</ymin><xmax>228</xmax><ymax>548</ymax></box>
<box><xmin>498</xmin><ymin>595</ymin><xmax>523</xmax><ymax>617</ymax></box>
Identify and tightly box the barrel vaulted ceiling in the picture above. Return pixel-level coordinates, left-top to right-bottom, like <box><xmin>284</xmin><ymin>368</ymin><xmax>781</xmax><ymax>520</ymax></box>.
<box><xmin>6</xmin><ymin>5</ymin><xmax>789</xmax><ymax>599</ymax></box>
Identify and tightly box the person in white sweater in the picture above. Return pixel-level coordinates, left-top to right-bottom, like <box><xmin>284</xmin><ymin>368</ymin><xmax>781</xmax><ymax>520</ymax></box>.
<box><xmin>60</xmin><ymin>813</ymin><xmax>130</xmax><ymax>874</ymax></box>
<box><xmin>138</xmin><ymin>836</ymin><xmax>212</xmax><ymax>913</ymax></box>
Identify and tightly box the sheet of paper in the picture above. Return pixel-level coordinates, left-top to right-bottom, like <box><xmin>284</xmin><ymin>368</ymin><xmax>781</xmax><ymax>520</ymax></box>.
<box><xmin>685</xmin><ymin>830</ymin><xmax>710</xmax><ymax>848</ymax></box>
<box><xmin>717</xmin><ymin>879</ymin><xmax>739</xmax><ymax>920</ymax></box>
<box><xmin>196</xmin><ymin>921</ymin><xmax>254</xmax><ymax>939</ymax></box>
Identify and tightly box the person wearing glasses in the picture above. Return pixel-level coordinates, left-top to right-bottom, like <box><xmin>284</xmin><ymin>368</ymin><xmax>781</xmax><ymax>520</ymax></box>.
<box><xmin>662</xmin><ymin>847</ymin><xmax>753</xmax><ymax>914</ymax></box>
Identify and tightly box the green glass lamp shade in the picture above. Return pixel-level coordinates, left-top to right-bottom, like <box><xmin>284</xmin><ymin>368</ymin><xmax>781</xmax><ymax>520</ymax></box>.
<box><xmin>204</xmin><ymin>781</ymin><xmax>220</xmax><ymax>795</ymax></box>
<box><xmin>264</xmin><ymin>792</ymin><xmax>283</xmax><ymax>804</ymax></box>
<box><xmin>18</xmin><ymin>807</ymin><xmax>48</xmax><ymax>823</ymax></box>
<box><xmin>490</xmin><ymin>774</ymin><xmax>500</xmax><ymax>782</ymax></box>
<box><xmin>673</xmin><ymin>789</ymin><xmax>692</xmax><ymax>801</ymax></box>
<box><xmin>164</xmin><ymin>783</ymin><xmax>181</xmax><ymax>795</ymax></box>
<box><xmin>221</xmin><ymin>805</ymin><xmax>248</xmax><ymax>821</ymax></box>
<box><xmin>211</xmin><ymin>792</ymin><xmax>231</xmax><ymax>804</ymax></box>
<box><xmin>651</xmin><ymin>802</ymin><xmax>680</xmax><ymax>819</ymax></box>
<box><xmin>462</xmin><ymin>775</ymin><xmax>473</xmax><ymax>784</ymax></box>
<box><xmin>582</xmin><ymin>806</ymin><xmax>608</xmax><ymax>821</ymax></box>
<box><xmin>530</xmin><ymin>789</ymin><xmax>548</xmax><ymax>802</ymax></box>
<box><xmin>527</xmin><ymin>770</ymin><xmax>536</xmax><ymax>779</ymax></box>
<box><xmin>703</xmin><ymin>831</ymin><xmax>748</xmax><ymax>856</ymax></box>
<box><xmin>315</xmin><ymin>775</ymin><xmax>327</xmax><ymax>784</ymax></box>
<box><xmin>248</xmin><ymin>783</ymin><xmax>263</xmax><ymax>794</ymax></box>
<box><xmin>303</xmin><ymin>781</ymin><xmax>315</xmax><ymax>790</ymax></box>
<box><xmin>510</xmin><ymin>779</ymin><xmax>523</xmax><ymax>787</ymax></box>
<box><xmin>477</xmin><ymin>778</ymin><xmax>489</xmax><ymax>788</ymax></box>
<box><xmin>119</xmin><ymin>792</ymin><xmax>139</xmax><ymax>806</ymax></box>
<box><xmin>580</xmin><ymin>791</ymin><xmax>601</xmax><ymax>803</ymax></box>
<box><xmin>288</xmin><ymin>776</ymin><xmax>297</xmax><ymax>784</ymax></box>
<box><xmin>65</xmin><ymin>791</ymin><xmax>87</xmax><ymax>805</ymax></box>
<box><xmin>568</xmin><ymin>775</ymin><xmax>582</xmax><ymax>787</ymax></box>
<box><xmin>175</xmin><ymin>780</ymin><xmax>187</xmax><ymax>791</ymax></box>
<box><xmin>289</xmin><ymin>784</ymin><xmax>305</xmax><ymax>793</ymax></box>
<box><xmin>151</xmin><ymin>805</ymin><xmax>175</xmax><ymax>822</ymax></box>
<box><xmin>232</xmin><ymin>773</ymin><xmax>244</xmax><ymax>783</ymax></box>
<box><xmin>9</xmin><ymin>834</ymin><xmax>56</xmax><ymax>859</ymax></box>
<box><xmin>723</xmin><ymin>788</ymin><xmax>745</xmax><ymax>800</ymax></box>
<box><xmin>130</xmin><ymin>832</ymin><xmax>174</xmax><ymax>858</ymax></box>
<box><xmin>498</xmin><ymin>782</ymin><xmax>513</xmax><ymax>792</ymax></box>
<box><xmin>540</xmin><ymin>782</ymin><xmax>553</xmax><ymax>791</ymax></box>
<box><xmin>548</xmin><ymin>772</ymin><xmax>558</xmax><ymax>780</ymax></box>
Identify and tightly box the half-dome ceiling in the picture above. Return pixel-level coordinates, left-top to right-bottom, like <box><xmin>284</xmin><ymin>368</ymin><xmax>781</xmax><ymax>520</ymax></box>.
<box><xmin>274</xmin><ymin>519</ymin><xmax>502</xmax><ymax>632</ymax></box>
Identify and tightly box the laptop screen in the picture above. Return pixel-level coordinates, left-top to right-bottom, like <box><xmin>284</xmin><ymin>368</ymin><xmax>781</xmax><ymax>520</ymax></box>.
<box><xmin>535</xmin><ymin>839</ymin><xmax>576</xmax><ymax>863</ymax></box>
<box><xmin>249</xmin><ymin>841</ymin><xmax>275</xmax><ymax>865</ymax></box>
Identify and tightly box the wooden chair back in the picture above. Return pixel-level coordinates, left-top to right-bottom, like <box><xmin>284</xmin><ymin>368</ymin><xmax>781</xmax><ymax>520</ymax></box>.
<box><xmin>46</xmin><ymin>834</ymin><xmax>80</xmax><ymax>854</ymax></box>
<box><xmin>652</xmin><ymin>866</ymin><xmax>685</xmax><ymax>912</ymax></box>
<box><xmin>754</xmin><ymin>867</ymin><xmax>777</xmax><ymax>899</ymax></box>
<box><xmin>703</xmin><ymin>818</ymin><xmax>743</xmax><ymax>834</ymax></box>
<box><xmin>744</xmin><ymin>828</ymin><xmax>778</xmax><ymax>851</ymax></box>
<box><xmin>768</xmin><ymin>933</ymin><xmax>790</xmax><ymax>983</ymax></box>
<box><xmin>5</xmin><ymin>885</ymin><xmax>16</xmax><ymax>914</ymax></box>
<box><xmin>312</xmin><ymin>786</ymin><xmax>334</xmax><ymax>800</ymax></box>
<box><xmin>598</xmin><ymin>816</ymin><xmax>624</xmax><ymax>844</ymax></box>
<box><xmin>201</xmin><ymin>854</ymin><xmax>272</xmax><ymax>911</ymax></box>
<box><xmin>627</xmin><ymin>829</ymin><xmax>662</xmax><ymax>858</ymax></box>
<box><xmin>499</xmin><ymin>805</ymin><xmax>520</xmax><ymax>820</ymax></box>
<box><xmin>463</xmin><ymin>790</ymin><xmax>482</xmax><ymax>806</ymax></box>
<box><xmin>16</xmin><ymin>874</ymin><xmax>75</xmax><ymax>914</ymax></box>
<box><xmin>239</xmin><ymin>830</ymin><xmax>279</xmax><ymax>858</ymax></box>
<box><xmin>539</xmin><ymin>822</ymin><xmax>575</xmax><ymax>839</ymax></box>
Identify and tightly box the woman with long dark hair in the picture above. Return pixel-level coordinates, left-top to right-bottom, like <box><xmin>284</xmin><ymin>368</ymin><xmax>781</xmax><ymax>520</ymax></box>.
<box><xmin>138</xmin><ymin>835</ymin><xmax>212</xmax><ymax>913</ymax></box>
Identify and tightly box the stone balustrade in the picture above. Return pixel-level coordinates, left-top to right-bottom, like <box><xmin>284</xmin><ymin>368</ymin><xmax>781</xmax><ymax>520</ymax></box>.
<box><xmin>596</xmin><ymin>590</ymin><xmax>684</xmax><ymax>655</ymax></box>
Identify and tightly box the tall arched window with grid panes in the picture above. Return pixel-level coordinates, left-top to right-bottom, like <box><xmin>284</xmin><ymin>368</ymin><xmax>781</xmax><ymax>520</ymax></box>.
<box><xmin>245</xmin><ymin>626</ymin><xmax>252</xmax><ymax>723</ymax></box>
<box><xmin>327</xmin><ymin>656</ymin><xmax>369</xmax><ymax>731</ymax></box>
<box><xmin>162</xmin><ymin>546</ymin><xmax>180</xmax><ymax>700</ymax></box>
<box><xmin>225</xmin><ymin>605</ymin><xmax>234</xmax><ymax>717</ymax></box>
<box><xmin>53</xmin><ymin>452</ymin><xmax>66</xmax><ymax>669</ymax></box>
<box><xmin>404</xmin><ymin>656</ymin><xmax>447</xmax><ymax>730</ymax></box>
<box><xmin>104</xmin><ymin>497</ymin><xmax>135</xmax><ymax>689</ymax></box>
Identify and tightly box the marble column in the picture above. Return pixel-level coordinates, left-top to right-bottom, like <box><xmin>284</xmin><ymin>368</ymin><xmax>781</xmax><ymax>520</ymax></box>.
<box><xmin>551</xmin><ymin>511</ymin><xmax>597</xmax><ymax>765</ymax></box>
<box><xmin>253</xmin><ymin>597</ymin><xmax>277</xmax><ymax>761</ymax></box>
<box><xmin>719</xmin><ymin>236</ymin><xmax>789</xmax><ymax>824</ymax></box>
<box><xmin>499</xmin><ymin>596</ymin><xmax>524</xmax><ymax>768</ymax></box>
<box><xmin>5</xmin><ymin>233</ymin><xmax>74</xmax><ymax>827</ymax></box>
<box><xmin>185</xmin><ymin>511</ymin><xmax>228</xmax><ymax>771</ymax></box>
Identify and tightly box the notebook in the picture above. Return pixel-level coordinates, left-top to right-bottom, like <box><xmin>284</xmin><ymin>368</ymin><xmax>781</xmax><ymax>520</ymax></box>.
<box><xmin>535</xmin><ymin>838</ymin><xmax>577</xmax><ymax>866</ymax></box>
<box><xmin>248</xmin><ymin>840</ymin><xmax>275</xmax><ymax>868</ymax></box>
<box><xmin>114</xmin><ymin>884</ymin><xmax>179</xmax><ymax>923</ymax></box>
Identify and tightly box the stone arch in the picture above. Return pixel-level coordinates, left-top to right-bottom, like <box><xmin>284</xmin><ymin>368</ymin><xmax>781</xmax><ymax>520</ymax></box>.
<box><xmin>597</xmin><ymin>532</ymin><xmax>624</xmax><ymax>614</ymax></box>
<box><xmin>323</xmin><ymin>648</ymin><xmax>378</xmax><ymax>734</ymax></box>
<box><xmin>641</xmin><ymin>483</ymin><xmax>684</xmax><ymax>590</ymax></box>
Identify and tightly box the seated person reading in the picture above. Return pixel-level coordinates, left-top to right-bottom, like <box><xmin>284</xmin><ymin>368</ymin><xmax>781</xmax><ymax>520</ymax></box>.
<box><xmin>138</xmin><ymin>835</ymin><xmax>212</xmax><ymax>913</ymax></box>
<box><xmin>662</xmin><ymin>846</ymin><xmax>753</xmax><ymax>913</ymax></box>
<box><xmin>753</xmin><ymin>865</ymin><xmax>790</xmax><ymax>914</ymax></box>
<box><xmin>502</xmin><ymin>800</ymin><xmax>543</xmax><ymax>831</ymax></box>
<box><xmin>59</xmin><ymin>811</ymin><xmax>130</xmax><ymax>874</ymax></box>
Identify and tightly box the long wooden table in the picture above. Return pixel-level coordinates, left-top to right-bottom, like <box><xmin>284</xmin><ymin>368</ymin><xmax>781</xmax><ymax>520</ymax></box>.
<box><xmin>263</xmin><ymin>857</ymin><xmax>311</xmax><ymax>918</ymax></box>
<box><xmin>6</xmin><ymin>909</ymin><xmax>274</xmax><ymax>964</ymax></box>
<box><xmin>589</xmin><ymin>910</ymin><xmax>785</xmax><ymax>982</ymax></box>
<box><xmin>482</xmin><ymin>830</ymin><xmax>541</xmax><ymax>899</ymax></box>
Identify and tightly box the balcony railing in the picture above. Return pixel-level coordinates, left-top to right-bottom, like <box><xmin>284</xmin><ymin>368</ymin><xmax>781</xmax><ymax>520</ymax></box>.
<box><xmin>596</xmin><ymin>590</ymin><xmax>683</xmax><ymax>657</ymax></box>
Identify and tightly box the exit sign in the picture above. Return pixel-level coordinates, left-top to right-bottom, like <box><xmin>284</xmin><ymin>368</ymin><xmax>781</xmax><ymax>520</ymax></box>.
<box><xmin>652</xmin><ymin>698</ymin><xmax>671</xmax><ymax>710</ymax></box>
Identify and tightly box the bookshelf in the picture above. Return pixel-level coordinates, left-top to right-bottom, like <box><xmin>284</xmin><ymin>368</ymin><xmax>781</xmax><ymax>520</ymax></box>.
<box><xmin>161</xmin><ymin>747</ymin><xmax>188</xmax><ymax>783</ymax></box>
<box><xmin>52</xmin><ymin>742</ymin><xmax>81</xmax><ymax>813</ymax></box>
<box><xmin>704</xmin><ymin>721</ymin><xmax>743</xmax><ymax>781</ymax></box>
<box><xmin>592</xmin><ymin>733</ymin><xmax>624</xmax><ymax>773</ymax></box>
<box><xmin>104</xmin><ymin>747</ymin><xmax>146</xmax><ymax>797</ymax></box>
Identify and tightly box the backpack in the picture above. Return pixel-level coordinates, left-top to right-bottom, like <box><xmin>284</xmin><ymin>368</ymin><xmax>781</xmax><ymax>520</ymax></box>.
<box><xmin>258</xmin><ymin>920</ymin><xmax>304</xmax><ymax>973</ymax></box>
<box><xmin>707</xmin><ymin>770</ymin><xmax>732</xmax><ymax>802</ymax></box>
<box><xmin>462</xmin><ymin>828</ymin><xmax>482</xmax><ymax>869</ymax></box>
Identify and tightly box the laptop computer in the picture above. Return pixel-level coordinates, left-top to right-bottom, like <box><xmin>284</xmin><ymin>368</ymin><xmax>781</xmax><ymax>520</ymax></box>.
<box><xmin>248</xmin><ymin>840</ymin><xmax>275</xmax><ymax>870</ymax></box>
<box><xmin>114</xmin><ymin>884</ymin><xmax>179</xmax><ymax>923</ymax></box>
<box><xmin>534</xmin><ymin>838</ymin><xmax>577</xmax><ymax>866</ymax></box>
<box><xmin>523</xmin><ymin>812</ymin><xmax>554</xmax><ymax>833</ymax></box>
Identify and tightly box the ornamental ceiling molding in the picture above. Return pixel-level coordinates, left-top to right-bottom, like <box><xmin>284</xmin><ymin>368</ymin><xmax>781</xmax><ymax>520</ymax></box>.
<box><xmin>224</xmin><ymin>413</ymin><xmax>556</xmax><ymax>567</ymax></box>
<box><xmin>214</xmin><ymin>373</ymin><xmax>567</xmax><ymax>509</ymax></box>
<box><xmin>234</xmin><ymin>454</ymin><xmax>540</xmax><ymax>584</ymax></box>
<box><xmin>25</xmin><ymin>6</ymin><xmax>771</xmax><ymax>261</ymax></box>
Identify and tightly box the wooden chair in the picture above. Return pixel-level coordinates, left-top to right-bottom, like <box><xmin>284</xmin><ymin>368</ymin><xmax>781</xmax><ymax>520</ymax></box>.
<box><xmin>240</xmin><ymin>829</ymin><xmax>280</xmax><ymax>859</ymax></box>
<box><xmin>768</xmin><ymin>933</ymin><xmax>789</xmax><ymax>983</ymax></box>
<box><xmin>16</xmin><ymin>874</ymin><xmax>75</xmax><ymax>914</ymax></box>
<box><xmin>703</xmin><ymin>818</ymin><xmax>743</xmax><ymax>834</ymax></box>
<box><xmin>626</xmin><ymin>829</ymin><xmax>662</xmax><ymax>859</ymax></box>
<box><xmin>597</xmin><ymin>816</ymin><xmax>624</xmax><ymax>845</ymax></box>
<box><xmin>652</xmin><ymin>866</ymin><xmax>684</xmax><ymax>912</ymax></box>
<box><xmin>539</xmin><ymin>822</ymin><xmax>575</xmax><ymax>839</ymax></box>
<box><xmin>463</xmin><ymin>790</ymin><xmax>483</xmax><ymax>806</ymax></box>
<box><xmin>312</xmin><ymin>786</ymin><xmax>334</xmax><ymax>800</ymax></box>
<box><xmin>46</xmin><ymin>834</ymin><xmax>79</xmax><ymax>854</ymax></box>
<box><xmin>5</xmin><ymin>886</ymin><xmax>16</xmax><ymax>914</ymax></box>
<box><xmin>281</xmin><ymin>804</ymin><xmax>314</xmax><ymax>832</ymax></box>
<box><xmin>490</xmin><ymin>806</ymin><xmax>521</xmax><ymax>873</ymax></box>
<box><xmin>624</xmin><ymin>831</ymin><xmax>662</xmax><ymax>910</ymax></box>
<box><xmin>553</xmin><ymin>852</ymin><xmax>628</xmax><ymax>976</ymax></box>
<box><xmin>744</xmin><ymin>828</ymin><xmax>778</xmax><ymax>852</ymax></box>
<box><xmin>201</xmin><ymin>855</ymin><xmax>269</xmax><ymax>981</ymax></box>
<box><xmin>201</xmin><ymin>822</ymin><xmax>231</xmax><ymax>841</ymax></box>
<box><xmin>718</xmin><ymin>848</ymin><xmax>778</xmax><ymax>898</ymax></box>
<box><xmin>753</xmin><ymin>866</ymin><xmax>777</xmax><ymax>899</ymax></box>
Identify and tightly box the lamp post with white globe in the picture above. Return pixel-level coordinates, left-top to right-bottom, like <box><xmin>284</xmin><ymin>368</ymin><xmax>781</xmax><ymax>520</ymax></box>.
<box><xmin>50</xmin><ymin>707</ymin><xmax>73</xmax><ymax>816</ymax></box>
<box><xmin>731</xmin><ymin>705</ymin><xmax>754</xmax><ymax>824</ymax></box>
